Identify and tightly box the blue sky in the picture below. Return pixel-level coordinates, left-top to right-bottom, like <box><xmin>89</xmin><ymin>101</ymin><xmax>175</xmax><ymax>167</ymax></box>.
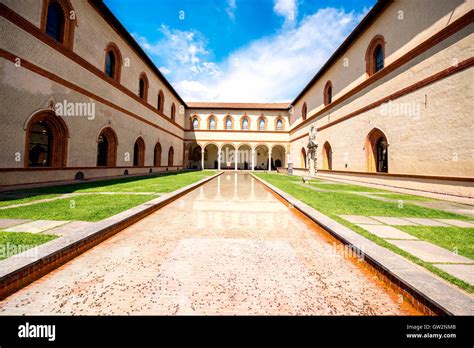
<box><xmin>104</xmin><ymin>0</ymin><xmax>376</xmax><ymax>102</ymax></box>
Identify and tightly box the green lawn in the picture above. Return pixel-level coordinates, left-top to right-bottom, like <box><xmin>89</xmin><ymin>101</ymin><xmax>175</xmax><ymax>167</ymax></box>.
<box><xmin>254</xmin><ymin>172</ymin><xmax>474</xmax><ymax>292</ymax></box>
<box><xmin>310</xmin><ymin>181</ymin><xmax>387</xmax><ymax>193</ymax></box>
<box><xmin>373</xmin><ymin>193</ymin><xmax>435</xmax><ymax>202</ymax></box>
<box><xmin>0</xmin><ymin>170</ymin><xmax>216</xmax><ymax>221</ymax></box>
<box><xmin>399</xmin><ymin>226</ymin><xmax>474</xmax><ymax>259</ymax></box>
<box><xmin>0</xmin><ymin>193</ymin><xmax>60</xmax><ymax>207</ymax></box>
<box><xmin>0</xmin><ymin>231</ymin><xmax>57</xmax><ymax>260</ymax></box>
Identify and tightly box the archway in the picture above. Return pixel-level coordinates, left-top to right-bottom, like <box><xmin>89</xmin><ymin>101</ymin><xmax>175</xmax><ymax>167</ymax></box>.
<box><xmin>186</xmin><ymin>142</ymin><xmax>202</xmax><ymax>169</ymax></box>
<box><xmin>133</xmin><ymin>137</ymin><xmax>145</xmax><ymax>167</ymax></box>
<box><xmin>300</xmin><ymin>147</ymin><xmax>307</xmax><ymax>169</ymax></box>
<box><xmin>96</xmin><ymin>127</ymin><xmax>117</xmax><ymax>167</ymax></box>
<box><xmin>204</xmin><ymin>143</ymin><xmax>218</xmax><ymax>169</ymax></box>
<box><xmin>220</xmin><ymin>144</ymin><xmax>236</xmax><ymax>170</ymax></box>
<box><xmin>168</xmin><ymin>146</ymin><xmax>174</xmax><ymax>167</ymax></box>
<box><xmin>366</xmin><ymin>128</ymin><xmax>388</xmax><ymax>173</ymax></box>
<box><xmin>25</xmin><ymin>110</ymin><xmax>68</xmax><ymax>167</ymax></box>
<box><xmin>271</xmin><ymin>145</ymin><xmax>286</xmax><ymax>170</ymax></box>
<box><xmin>237</xmin><ymin>144</ymin><xmax>252</xmax><ymax>170</ymax></box>
<box><xmin>154</xmin><ymin>142</ymin><xmax>162</xmax><ymax>166</ymax></box>
<box><xmin>322</xmin><ymin>141</ymin><xmax>332</xmax><ymax>170</ymax></box>
<box><xmin>254</xmin><ymin>144</ymin><xmax>269</xmax><ymax>170</ymax></box>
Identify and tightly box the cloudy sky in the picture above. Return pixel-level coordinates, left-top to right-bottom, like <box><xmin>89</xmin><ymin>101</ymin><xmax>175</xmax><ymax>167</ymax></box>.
<box><xmin>104</xmin><ymin>0</ymin><xmax>375</xmax><ymax>102</ymax></box>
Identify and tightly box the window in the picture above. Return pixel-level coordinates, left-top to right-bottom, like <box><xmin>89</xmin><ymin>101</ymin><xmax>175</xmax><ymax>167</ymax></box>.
<box><xmin>168</xmin><ymin>146</ymin><xmax>174</xmax><ymax>167</ymax></box>
<box><xmin>322</xmin><ymin>142</ymin><xmax>332</xmax><ymax>170</ymax></box>
<box><xmin>374</xmin><ymin>45</ymin><xmax>384</xmax><ymax>72</ymax></box>
<box><xmin>209</xmin><ymin>116</ymin><xmax>216</xmax><ymax>130</ymax></box>
<box><xmin>258</xmin><ymin>118</ymin><xmax>266</xmax><ymax>131</ymax></box>
<box><xmin>242</xmin><ymin>117</ymin><xmax>249</xmax><ymax>130</ymax></box>
<box><xmin>45</xmin><ymin>2</ymin><xmax>64</xmax><ymax>42</ymax></box>
<box><xmin>157</xmin><ymin>90</ymin><xmax>164</xmax><ymax>112</ymax></box>
<box><xmin>170</xmin><ymin>103</ymin><xmax>176</xmax><ymax>121</ymax></box>
<box><xmin>26</xmin><ymin>110</ymin><xmax>68</xmax><ymax>168</ymax></box>
<box><xmin>133</xmin><ymin>137</ymin><xmax>145</xmax><ymax>167</ymax></box>
<box><xmin>302</xmin><ymin>102</ymin><xmax>307</xmax><ymax>120</ymax></box>
<box><xmin>138</xmin><ymin>73</ymin><xmax>148</xmax><ymax>100</ymax></box>
<box><xmin>225</xmin><ymin>117</ymin><xmax>233</xmax><ymax>130</ymax></box>
<box><xmin>366</xmin><ymin>35</ymin><xmax>385</xmax><ymax>76</ymax></box>
<box><xmin>301</xmin><ymin>148</ymin><xmax>307</xmax><ymax>169</ymax></box>
<box><xmin>96</xmin><ymin>127</ymin><xmax>117</xmax><ymax>167</ymax></box>
<box><xmin>276</xmin><ymin>119</ymin><xmax>283</xmax><ymax>131</ymax></box>
<box><xmin>42</xmin><ymin>0</ymin><xmax>75</xmax><ymax>48</ymax></box>
<box><xmin>366</xmin><ymin>128</ymin><xmax>388</xmax><ymax>173</ymax></box>
<box><xmin>104</xmin><ymin>44</ymin><xmax>122</xmax><ymax>82</ymax></box>
<box><xmin>192</xmin><ymin>117</ymin><xmax>199</xmax><ymax>130</ymax></box>
<box><xmin>324</xmin><ymin>81</ymin><xmax>333</xmax><ymax>106</ymax></box>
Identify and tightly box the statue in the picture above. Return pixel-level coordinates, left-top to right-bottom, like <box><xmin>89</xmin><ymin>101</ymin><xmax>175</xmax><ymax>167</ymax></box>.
<box><xmin>307</xmin><ymin>124</ymin><xmax>318</xmax><ymax>175</ymax></box>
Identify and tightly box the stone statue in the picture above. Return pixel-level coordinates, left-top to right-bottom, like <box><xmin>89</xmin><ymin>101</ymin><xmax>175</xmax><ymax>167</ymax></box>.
<box><xmin>307</xmin><ymin>124</ymin><xmax>318</xmax><ymax>175</ymax></box>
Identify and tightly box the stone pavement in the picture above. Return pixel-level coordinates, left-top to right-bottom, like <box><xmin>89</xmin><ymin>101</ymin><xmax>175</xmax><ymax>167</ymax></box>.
<box><xmin>0</xmin><ymin>173</ymin><xmax>417</xmax><ymax>315</ymax></box>
<box><xmin>338</xmin><ymin>215</ymin><xmax>474</xmax><ymax>285</ymax></box>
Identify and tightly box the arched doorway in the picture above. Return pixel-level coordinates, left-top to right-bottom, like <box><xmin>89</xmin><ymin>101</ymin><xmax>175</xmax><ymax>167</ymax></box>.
<box><xmin>237</xmin><ymin>144</ymin><xmax>252</xmax><ymax>170</ymax></box>
<box><xmin>154</xmin><ymin>142</ymin><xmax>162</xmax><ymax>166</ymax></box>
<box><xmin>204</xmin><ymin>143</ymin><xmax>218</xmax><ymax>169</ymax></box>
<box><xmin>366</xmin><ymin>128</ymin><xmax>388</xmax><ymax>173</ymax></box>
<box><xmin>133</xmin><ymin>137</ymin><xmax>145</xmax><ymax>167</ymax></box>
<box><xmin>254</xmin><ymin>144</ymin><xmax>269</xmax><ymax>170</ymax></box>
<box><xmin>322</xmin><ymin>141</ymin><xmax>332</xmax><ymax>170</ymax></box>
<box><xmin>96</xmin><ymin>127</ymin><xmax>117</xmax><ymax>167</ymax></box>
<box><xmin>271</xmin><ymin>145</ymin><xmax>286</xmax><ymax>170</ymax></box>
<box><xmin>186</xmin><ymin>142</ymin><xmax>202</xmax><ymax>169</ymax></box>
<box><xmin>25</xmin><ymin>110</ymin><xmax>68</xmax><ymax>167</ymax></box>
<box><xmin>168</xmin><ymin>146</ymin><xmax>174</xmax><ymax>167</ymax></box>
<box><xmin>220</xmin><ymin>144</ymin><xmax>236</xmax><ymax>170</ymax></box>
<box><xmin>300</xmin><ymin>148</ymin><xmax>307</xmax><ymax>169</ymax></box>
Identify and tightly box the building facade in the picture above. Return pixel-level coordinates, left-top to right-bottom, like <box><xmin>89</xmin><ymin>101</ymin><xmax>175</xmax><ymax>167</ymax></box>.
<box><xmin>0</xmin><ymin>0</ymin><xmax>473</xmax><ymax>196</ymax></box>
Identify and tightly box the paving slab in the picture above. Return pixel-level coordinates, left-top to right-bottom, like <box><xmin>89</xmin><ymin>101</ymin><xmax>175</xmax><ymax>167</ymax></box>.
<box><xmin>370</xmin><ymin>216</ymin><xmax>419</xmax><ymax>226</ymax></box>
<box><xmin>4</xmin><ymin>220</ymin><xmax>69</xmax><ymax>233</ymax></box>
<box><xmin>402</xmin><ymin>218</ymin><xmax>451</xmax><ymax>227</ymax></box>
<box><xmin>357</xmin><ymin>224</ymin><xmax>418</xmax><ymax>240</ymax></box>
<box><xmin>45</xmin><ymin>221</ymin><xmax>97</xmax><ymax>236</ymax></box>
<box><xmin>434</xmin><ymin>219</ymin><xmax>474</xmax><ymax>228</ymax></box>
<box><xmin>0</xmin><ymin>219</ymin><xmax>32</xmax><ymax>229</ymax></box>
<box><xmin>434</xmin><ymin>264</ymin><xmax>474</xmax><ymax>285</ymax></box>
<box><xmin>388</xmin><ymin>240</ymin><xmax>473</xmax><ymax>263</ymax></box>
<box><xmin>339</xmin><ymin>215</ymin><xmax>381</xmax><ymax>225</ymax></box>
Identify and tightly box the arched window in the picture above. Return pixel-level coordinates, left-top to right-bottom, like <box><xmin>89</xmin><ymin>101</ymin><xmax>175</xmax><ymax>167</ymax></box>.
<box><xmin>154</xmin><ymin>142</ymin><xmax>162</xmax><ymax>166</ymax></box>
<box><xmin>192</xmin><ymin>117</ymin><xmax>199</xmax><ymax>130</ymax></box>
<box><xmin>96</xmin><ymin>127</ymin><xmax>118</xmax><ymax>167</ymax></box>
<box><xmin>322</xmin><ymin>141</ymin><xmax>332</xmax><ymax>170</ymax></box>
<box><xmin>157</xmin><ymin>90</ymin><xmax>164</xmax><ymax>112</ymax></box>
<box><xmin>209</xmin><ymin>116</ymin><xmax>216</xmax><ymax>130</ymax></box>
<box><xmin>168</xmin><ymin>146</ymin><xmax>174</xmax><ymax>167</ymax></box>
<box><xmin>133</xmin><ymin>137</ymin><xmax>145</xmax><ymax>167</ymax></box>
<box><xmin>138</xmin><ymin>73</ymin><xmax>148</xmax><ymax>100</ymax></box>
<box><xmin>41</xmin><ymin>0</ymin><xmax>75</xmax><ymax>48</ymax></box>
<box><xmin>241</xmin><ymin>117</ymin><xmax>249</xmax><ymax>130</ymax></box>
<box><xmin>324</xmin><ymin>81</ymin><xmax>333</xmax><ymax>106</ymax></box>
<box><xmin>366</xmin><ymin>35</ymin><xmax>385</xmax><ymax>76</ymax></box>
<box><xmin>170</xmin><ymin>103</ymin><xmax>176</xmax><ymax>121</ymax></box>
<box><xmin>366</xmin><ymin>128</ymin><xmax>388</xmax><ymax>173</ymax></box>
<box><xmin>302</xmin><ymin>102</ymin><xmax>307</xmax><ymax>120</ymax></box>
<box><xmin>276</xmin><ymin>118</ymin><xmax>283</xmax><ymax>131</ymax></box>
<box><xmin>25</xmin><ymin>110</ymin><xmax>68</xmax><ymax>168</ymax></box>
<box><xmin>104</xmin><ymin>43</ymin><xmax>122</xmax><ymax>82</ymax></box>
<box><xmin>225</xmin><ymin>116</ymin><xmax>233</xmax><ymax>130</ymax></box>
<box><xmin>258</xmin><ymin>118</ymin><xmax>266</xmax><ymax>131</ymax></box>
<box><xmin>301</xmin><ymin>148</ymin><xmax>307</xmax><ymax>169</ymax></box>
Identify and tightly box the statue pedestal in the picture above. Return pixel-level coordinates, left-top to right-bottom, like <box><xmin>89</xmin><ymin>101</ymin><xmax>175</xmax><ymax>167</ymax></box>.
<box><xmin>309</xmin><ymin>159</ymin><xmax>316</xmax><ymax>176</ymax></box>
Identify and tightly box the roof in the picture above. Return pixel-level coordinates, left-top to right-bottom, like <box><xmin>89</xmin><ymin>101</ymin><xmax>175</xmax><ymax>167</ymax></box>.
<box><xmin>186</xmin><ymin>102</ymin><xmax>290</xmax><ymax>110</ymax></box>
<box><xmin>90</xmin><ymin>0</ymin><xmax>188</xmax><ymax>107</ymax></box>
<box><xmin>291</xmin><ymin>0</ymin><xmax>393</xmax><ymax>106</ymax></box>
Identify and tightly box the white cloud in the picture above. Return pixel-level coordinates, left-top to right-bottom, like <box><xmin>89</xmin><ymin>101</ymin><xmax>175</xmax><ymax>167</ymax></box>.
<box><xmin>226</xmin><ymin>0</ymin><xmax>237</xmax><ymax>20</ymax></box>
<box><xmin>136</xmin><ymin>7</ymin><xmax>366</xmax><ymax>102</ymax></box>
<box><xmin>273</xmin><ymin>0</ymin><xmax>297</xmax><ymax>25</ymax></box>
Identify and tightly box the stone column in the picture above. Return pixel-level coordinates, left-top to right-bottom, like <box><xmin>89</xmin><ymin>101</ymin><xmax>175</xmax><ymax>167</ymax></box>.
<box><xmin>201</xmin><ymin>148</ymin><xmax>204</xmax><ymax>170</ymax></box>
<box><xmin>234</xmin><ymin>149</ymin><xmax>238</xmax><ymax>171</ymax></box>
<box><xmin>268</xmin><ymin>149</ymin><xmax>272</xmax><ymax>171</ymax></box>
<box><xmin>218</xmin><ymin>149</ymin><xmax>221</xmax><ymax>170</ymax></box>
<box><xmin>251</xmin><ymin>150</ymin><xmax>255</xmax><ymax>171</ymax></box>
